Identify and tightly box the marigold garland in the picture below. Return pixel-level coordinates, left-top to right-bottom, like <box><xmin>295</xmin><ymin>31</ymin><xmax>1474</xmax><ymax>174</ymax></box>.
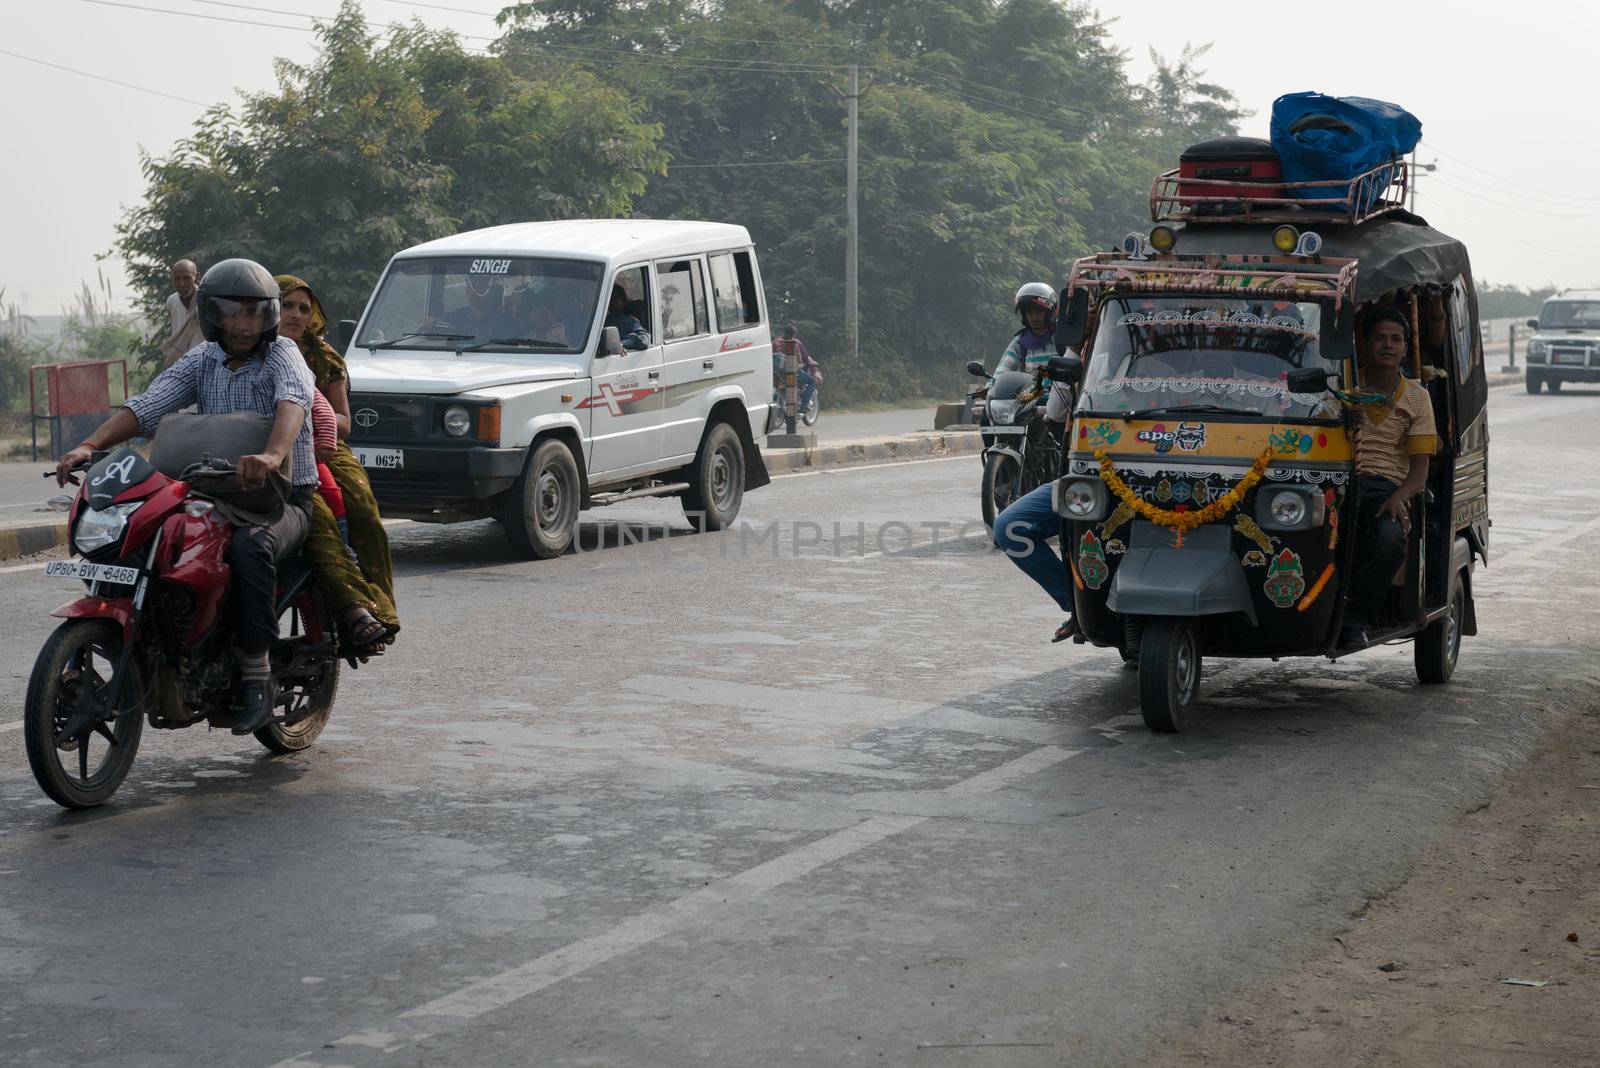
<box><xmin>1094</xmin><ymin>446</ymin><xmax>1274</xmax><ymax>533</ymax></box>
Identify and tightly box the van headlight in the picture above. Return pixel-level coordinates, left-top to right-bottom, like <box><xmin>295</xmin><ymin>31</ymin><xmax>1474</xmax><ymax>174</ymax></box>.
<box><xmin>442</xmin><ymin>404</ymin><xmax>472</xmax><ymax>437</ymax></box>
<box><xmin>986</xmin><ymin>398</ymin><xmax>1018</xmax><ymax>425</ymax></box>
<box><xmin>1256</xmin><ymin>486</ymin><xmax>1323</xmax><ymax>531</ymax></box>
<box><xmin>74</xmin><ymin>502</ymin><xmax>141</xmax><ymax>554</ymax></box>
<box><xmin>1053</xmin><ymin>477</ymin><xmax>1107</xmax><ymax>521</ymax></box>
<box><xmin>1528</xmin><ymin>339</ymin><xmax>1547</xmax><ymax>363</ymax></box>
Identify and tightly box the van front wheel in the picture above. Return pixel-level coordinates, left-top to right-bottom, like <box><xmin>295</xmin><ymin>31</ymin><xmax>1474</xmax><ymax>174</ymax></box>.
<box><xmin>683</xmin><ymin>422</ymin><xmax>744</xmax><ymax>531</ymax></box>
<box><xmin>499</xmin><ymin>439</ymin><xmax>581</xmax><ymax>559</ymax></box>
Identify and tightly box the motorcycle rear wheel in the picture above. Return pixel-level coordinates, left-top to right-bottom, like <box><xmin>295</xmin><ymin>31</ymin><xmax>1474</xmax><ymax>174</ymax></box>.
<box><xmin>24</xmin><ymin>619</ymin><xmax>145</xmax><ymax>810</ymax></box>
<box><xmin>256</xmin><ymin>597</ymin><xmax>340</xmax><ymax>753</ymax></box>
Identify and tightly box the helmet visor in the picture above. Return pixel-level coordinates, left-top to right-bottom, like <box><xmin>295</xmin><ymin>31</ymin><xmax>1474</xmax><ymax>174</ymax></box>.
<box><xmin>201</xmin><ymin>295</ymin><xmax>281</xmax><ymax>330</ymax></box>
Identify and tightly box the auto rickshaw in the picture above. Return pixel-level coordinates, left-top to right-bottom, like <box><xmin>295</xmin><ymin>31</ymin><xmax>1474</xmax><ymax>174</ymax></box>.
<box><xmin>1046</xmin><ymin>162</ymin><xmax>1490</xmax><ymax>732</ymax></box>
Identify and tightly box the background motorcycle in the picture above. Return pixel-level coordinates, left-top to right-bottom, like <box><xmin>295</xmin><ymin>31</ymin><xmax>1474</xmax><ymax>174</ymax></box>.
<box><xmin>25</xmin><ymin>449</ymin><xmax>341</xmax><ymax>809</ymax></box>
<box><xmin>766</xmin><ymin>368</ymin><xmax>821</xmax><ymax>432</ymax></box>
<box><xmin>967</xmin><ymin>361</ymin><xmax>1063</xmax><ymax>529</ymax></box>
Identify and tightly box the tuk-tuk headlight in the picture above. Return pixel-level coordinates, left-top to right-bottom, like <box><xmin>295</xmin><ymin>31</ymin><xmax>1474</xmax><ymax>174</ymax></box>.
<box><xmin>1053</xmin><ymin>477</ymin><xmax>1107</xmax><ymax>521</ymax></box>
<box><xmin>1256</xmin><ymin>486</ymin><xmax>1324</xmax><ymax>532</ymax></box>
<box><xmin>987</xmin><ymin>398</ymin><xmax>1018</xmax><ymax>425</ymax></box>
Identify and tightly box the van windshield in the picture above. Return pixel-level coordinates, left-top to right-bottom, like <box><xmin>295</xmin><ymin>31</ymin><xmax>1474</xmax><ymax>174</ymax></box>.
<box><xmin>355</xmin><ymin>256</ymin><xmax>604</xmax><ymax>353</ymax></box>
<box><xmin>1538</xmin><ymin>301</ymin><xmax>1600</xmax><ymax>330</ymax></box>
<box><xmin>1077</xmin><ymin>295</ymin><xmax>1340</xmax><ymax>420</ymax></box>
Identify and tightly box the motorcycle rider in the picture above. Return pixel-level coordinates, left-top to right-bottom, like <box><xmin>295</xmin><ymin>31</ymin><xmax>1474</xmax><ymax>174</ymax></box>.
<box><xmin>772</xmin><ymin>322</ymin><xmax>818</xmax><ymax>413</ymax></box>
<box><xmin>55</xmin><ymin>259</ymin><xmax>319</xmax><ymax>734</ymax></box>
<box><xmin>996</xmin><ymin>283</ymin><xmax>1058</xmax><ymax>387</ymax></box>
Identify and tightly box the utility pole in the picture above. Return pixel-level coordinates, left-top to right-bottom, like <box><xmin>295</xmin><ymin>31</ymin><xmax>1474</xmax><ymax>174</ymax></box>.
<box><xmin>1408</xmin><ymin>150</ymin><xmax>1437</xmax><ymax>213</ymax></box>
<box><xmin>845</xmin><ymin>64</ymin><xmax>860</xmax><ymax>365</ymax></box>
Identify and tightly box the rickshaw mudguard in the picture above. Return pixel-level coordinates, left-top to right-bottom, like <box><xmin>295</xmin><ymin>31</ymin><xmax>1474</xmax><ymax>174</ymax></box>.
<box><xmin>1106</xmin><ymin>522</ymin><xmax>1258</xmax><ymax>625</ymax></box>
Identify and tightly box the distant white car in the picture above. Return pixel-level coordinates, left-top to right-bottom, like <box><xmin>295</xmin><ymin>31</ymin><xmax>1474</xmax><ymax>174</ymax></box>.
<box><xmin>1525</xmin><ymin>290</ymin><xmax>1600</xmax><ymax>394</ymax></box>
<box><xmin>342</xmin><ymin>219</ymin><xmax>773</xmax><ymax>558</ymax></box>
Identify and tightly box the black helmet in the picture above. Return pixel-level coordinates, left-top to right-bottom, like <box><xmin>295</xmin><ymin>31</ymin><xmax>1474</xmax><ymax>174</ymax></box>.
<box><xmin>196</xmin><ymin>258</ymin><xmax>281</xmax><ymax>348</ymax></box>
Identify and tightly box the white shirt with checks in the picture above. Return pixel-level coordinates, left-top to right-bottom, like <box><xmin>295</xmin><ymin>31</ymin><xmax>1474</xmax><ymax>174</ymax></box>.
<box><xmin>125</xmin><ymin>337</ymin><xmax>318</xmax><ymax>486</ymax></box>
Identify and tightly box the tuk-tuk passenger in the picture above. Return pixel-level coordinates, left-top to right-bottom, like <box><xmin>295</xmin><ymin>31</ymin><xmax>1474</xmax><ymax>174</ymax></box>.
<box><xmin>1341</xmin><ymin>305</ymin><xmax>1438</xmax><ymax>648</ymax></box>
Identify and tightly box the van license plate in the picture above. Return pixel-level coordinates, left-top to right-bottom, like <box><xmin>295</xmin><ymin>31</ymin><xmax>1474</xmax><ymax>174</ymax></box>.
<box><xmin>44</xmin><ymin>560</ymin><xmax>139</xmax><ymax>586</ymax></box>
<box><xmin>1555</xmin><ymin>352</ymin><xmax>1587</xmax><ymax>365</ymax></box>
<box><xmin>355</xmin><ymin>448</ymin><xmax>404</xmax><ymax>470</ymax></box>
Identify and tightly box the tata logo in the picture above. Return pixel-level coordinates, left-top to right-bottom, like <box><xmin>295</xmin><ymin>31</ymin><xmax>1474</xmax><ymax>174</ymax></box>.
<box><xmin>354</xmin><ymin>408</ymin><xmax>380</xmax><ymax>429</ymax></box>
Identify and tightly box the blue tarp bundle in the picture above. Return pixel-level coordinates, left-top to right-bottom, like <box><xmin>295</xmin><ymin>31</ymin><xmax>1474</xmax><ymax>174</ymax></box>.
<box><xmin>1269</xmin><ymin>93</ymin><xmax>1422</xmax><ymax>209</ymax></box>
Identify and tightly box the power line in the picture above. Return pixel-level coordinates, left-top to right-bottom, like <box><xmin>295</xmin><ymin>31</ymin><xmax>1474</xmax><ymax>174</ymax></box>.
<box><xmin>0</xmin><ymin>46</ymin><xmax>209</xmax><ymax>105</ymax></box>
<box><xmin>667</xmin><ymin>157</ymin><xmax>846</xmax><ymax>169</ymax></box>
<box><xmin>77</xmin><ymin>0</ymin><xmax>310</xmax><ymax>31</ymax></box>
<box><xmin>1420</xmin><ymin>141</ymin><xmax>1596</xmax><ymax>204</ymax></box>
<box><xmin>1427</xmin><ymin>173</ymin><xmax>1600</xmax><ymax>220</ymax></box>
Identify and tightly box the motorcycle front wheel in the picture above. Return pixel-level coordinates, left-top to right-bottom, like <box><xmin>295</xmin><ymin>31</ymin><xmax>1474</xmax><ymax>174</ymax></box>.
<box><xmin>24</xmin><ymin>619</ymin><xmax>146</xmax><ymax>810</ymax></box>
<box><xmin>981</xmin><ymin>453</ymin><xmax>1022</xmax><ymax>530</ymax></box>
<box><xmin>801</xmin><ymin>392</ymin><xmax>820</xmax><ymax>427</ymax></box>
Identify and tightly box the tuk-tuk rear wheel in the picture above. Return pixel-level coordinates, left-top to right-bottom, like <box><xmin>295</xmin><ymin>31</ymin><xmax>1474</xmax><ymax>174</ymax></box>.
<box><xmin>1415</xmin><ymin>572</ymin><xmax>1464</xmax><ymax>685</ymax></box>
<box><xmin>1139</xmin><ymin>617</ymin><xmax>1200</xmax><ymax>733</ymax></box>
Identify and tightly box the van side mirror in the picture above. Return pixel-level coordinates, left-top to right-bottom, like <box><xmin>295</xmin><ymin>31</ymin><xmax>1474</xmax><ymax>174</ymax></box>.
<box><xmin>1286</xmin><ymin>367</ymin><xmax>1331</xmax><ymax>394</ymax></box>
<box><xmin>1525</xmin><ymin>318</ymin><xmax>1539</xmax><ymax>329</ymax></box>
<box><xmin>965</xmin><ymin>360</ymin><xmax>988</xmax><ymax>377</ymax></box>
<box><xmin>1045</xmin><ymin>356</ymin><xmax>1083</xmax><ymax>385</ymax></box>
<box><xmin>601</xmin><ymin>326</ymin><xmax>623</xmax><ymax>357</ymax></box>
<box><xmin>1054</xmin><ymin>288</ymin><xmax>1091</xmax><ymax>351</ymax></box>
<box><xmin>336</xmin><ymin>319</ymin><xmax>357</xmax><ymax>352</ymax></box>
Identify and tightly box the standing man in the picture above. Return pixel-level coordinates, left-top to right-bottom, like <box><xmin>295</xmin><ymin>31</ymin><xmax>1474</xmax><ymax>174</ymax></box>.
<box><xmin>160</xmin><ymin>259</ymin><xmax>204</xmax><ymax>365</ymax></box>
<box><xmin>56</xmin><ymin>259</ymin><xmax>317</xmax><ymax>733</ymax></box>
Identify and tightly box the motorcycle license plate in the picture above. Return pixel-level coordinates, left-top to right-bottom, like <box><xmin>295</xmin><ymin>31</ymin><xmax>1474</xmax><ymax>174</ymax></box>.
<box><xmin>355</xmin><ymin>447</ymin><xmax>404</xmax><ymax>470</ymax></box>
<box><xmin>983</xmin><ymin>425</ymin><xmax>1027</xmax><ymax>435</ymax></box>
<box><xmin>43</xmin><ymin>560</ymin><xmax>139</xmax><ymax>586</ymax></box>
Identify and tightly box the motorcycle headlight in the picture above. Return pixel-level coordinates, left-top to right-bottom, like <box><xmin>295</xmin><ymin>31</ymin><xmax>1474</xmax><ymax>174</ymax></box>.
<box><xmin>987</xmin><ymin>398</ymin><xmax>1018</xmax><ymax>425</ymax></box>
<box><xmin>442</xmin><ymin>404</ymin><xmax>472</xmax><ymax>437</ymax></box>
<box><xmin>1053</xmin><ymin>477</ymin><xmax>1107</xmax><ymax>521</ymax></box>
<box><xmin>74</xmin><ymin>502</ymin><xmax>141</xmax><ymax>554</ymax></box>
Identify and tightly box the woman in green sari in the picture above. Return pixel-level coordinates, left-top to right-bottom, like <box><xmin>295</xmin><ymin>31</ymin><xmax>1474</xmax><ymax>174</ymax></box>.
<box><xmin>277</xmin><ymin>275</ymin><xmax>400</xmax><ymax>638</ymax></box>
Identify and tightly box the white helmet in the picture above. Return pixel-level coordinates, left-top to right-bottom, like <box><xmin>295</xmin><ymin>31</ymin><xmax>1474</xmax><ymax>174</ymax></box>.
<box><xmin>1013</xmin><ymin>282</ymin><xmax>1057</xmax><ymax>328</ymax></box>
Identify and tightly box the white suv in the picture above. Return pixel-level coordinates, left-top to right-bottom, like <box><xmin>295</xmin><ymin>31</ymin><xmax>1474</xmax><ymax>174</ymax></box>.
<box><xmin>1525</xmin><ymin>291</ymin><xmax>1600</xmax><ymax>394</ymax></box>
<box><xmin>342</xmin><ymin>220</ymin><xmax>773</xmax><ymax>557</ymax></box>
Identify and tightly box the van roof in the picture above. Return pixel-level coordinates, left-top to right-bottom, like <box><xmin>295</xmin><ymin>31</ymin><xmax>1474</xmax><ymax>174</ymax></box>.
<box><xmin>1553</xmin><ymin>290</ymin><xmax>1600</xmax><ymax>301</ymax></box>
<box><xmin>394</xmin><ymin>219</ymin><xmax>754</xmax><ymax>265</ymax></box>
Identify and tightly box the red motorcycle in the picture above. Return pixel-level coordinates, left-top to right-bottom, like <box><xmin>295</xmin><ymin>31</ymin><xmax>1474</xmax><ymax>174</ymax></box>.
<box><xmin>26</xmin><ymin>448</ymin><xmax>341</xmax><ymax>809</ymax></box>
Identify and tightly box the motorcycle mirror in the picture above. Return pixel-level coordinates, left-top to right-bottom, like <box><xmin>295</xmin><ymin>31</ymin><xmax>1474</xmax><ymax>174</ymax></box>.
<box><xmin>965</xmin><ymin>360</ymin><xmax>988</xmax><ymax>377</ymax></box>
<box><xmin>1045</xmin><ymin>356</ymin><xmax>1083</xmax><ymax>385</ymax></box>
<box><xmin>335</xmin><ymin>319</ymin><xmax>357</xmax><ymax>352</ymax></box>
<box><xmin>1054</xmin><ymin>287</ymin><xmax>1091</xmax><ymax>351</ymax></box>
<box><xmin>1286</xmin><ymin>367</ymin><xmax>1331</xmax><ymax>394</ymax></box>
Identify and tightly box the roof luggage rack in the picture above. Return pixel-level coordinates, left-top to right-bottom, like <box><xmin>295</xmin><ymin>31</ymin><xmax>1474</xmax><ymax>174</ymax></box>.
<box><xmin>1065</xmin><ymin>252</ymin><xmax>1359</xmax><ymax>311</ymax></box>
<box><xmin>1151</xmin><ymin>159</ymin><xmax>1411</xmax><ymax>226</ymax></box>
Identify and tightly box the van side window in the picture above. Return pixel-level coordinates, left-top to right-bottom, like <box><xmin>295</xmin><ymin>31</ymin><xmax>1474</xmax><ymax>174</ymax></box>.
<box><xmin>658</xmin><ymin>259</ymin><xmax>710</xmax><ymax>341</ymax></box>
<box><xmin>708</xmin><ymin>251</ymin><xmax>762</xmax><ymax>329</ymax></box>
<box><xmin>611</xmin><ymin>265</ymin><xmax>652</xmax><ymax>335</ymax></box>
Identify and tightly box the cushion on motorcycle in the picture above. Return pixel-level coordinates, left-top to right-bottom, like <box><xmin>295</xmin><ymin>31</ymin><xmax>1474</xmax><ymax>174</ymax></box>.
<box><xmin>148</xmin><ymin>411</ymin><xmax>284</xmax><ymax>478</ymax></box>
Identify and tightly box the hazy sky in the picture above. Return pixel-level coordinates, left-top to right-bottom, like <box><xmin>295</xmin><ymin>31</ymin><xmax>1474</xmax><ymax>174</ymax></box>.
<box><xmin>0</xmin><ymin>0</ymin><xmax>1586</xmax><ymax>317</ymax></box>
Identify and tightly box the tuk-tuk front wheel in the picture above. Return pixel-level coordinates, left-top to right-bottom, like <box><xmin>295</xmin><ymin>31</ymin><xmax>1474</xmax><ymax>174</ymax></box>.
<box><xmin>1139</xmin><ymin>617</ymin><xmax>1200</xmax><ymax>733</ymax></box>
<box><xmin>1415</xmin><ymin>572</ymin><xmax>1465</xmax><ymax>684</ymax></box>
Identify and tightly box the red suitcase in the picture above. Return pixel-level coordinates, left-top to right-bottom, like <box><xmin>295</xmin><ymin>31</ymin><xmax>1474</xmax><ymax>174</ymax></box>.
<box><xmin>1178</xmin><ymin>136</ymin><xmax>1283</xmax><ymax>207</ymax></box>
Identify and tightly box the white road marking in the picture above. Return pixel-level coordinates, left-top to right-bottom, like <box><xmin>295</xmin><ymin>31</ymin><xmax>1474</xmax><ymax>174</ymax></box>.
<box><xmin>0</xmin><ymin>721</ymin><xmax>21</xmax><ymax>733</ymax></box>
<box><xmin>266</xmin><ymin>733</ymin><xmax>1103</xmax><ymax>1067</ymax></box>
<box><xmin>773</xmin><ymin>452</ymin><xmax>975</xmax><ymax>479</ymax></box>
<box><xmin>1496</xmin><ymin>514</ymin><xmax>1600</xmax><ymax>570</ymax></box>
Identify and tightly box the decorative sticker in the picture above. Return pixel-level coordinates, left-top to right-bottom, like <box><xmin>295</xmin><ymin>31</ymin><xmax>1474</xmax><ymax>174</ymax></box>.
<box><xmin>1101</xmin><ymin>502</ymin><xmax>1137</xmax><ymax>541</ymax></box>
<box><xmin>1191</xmin><ymin>480</ymin><xmax>1211</xmax><ymax>505</ymax></box>
<box><xmin>1233</xmin><ymin>515</ymin><xmax>1277</xmax><ymax>555</ymax></box>
<box><xmin>1263</xmin><ymin>548</ymin><xmax>1307</xmax><ymax>609</ymax></box>
<box><xmin>1242</xmin><ymin>549</ymin><xmax>1268</xmax><ymax>568</ymax></box>
<box><xmin>1105</xmin><ymin>538</ymin><xmax>1127</xmax><ymax>555</ymax></box>
<box><xmin>1270</xmin><ymin>427</ymin><xmax>1320</xmax><ymax>456</ymax></box>
<box><xmin>1078</xmin><ymin>530</ymin><xmax>1109</xmax><ymax>590</ymax></box>
<box><xmin>1175</xmin><ymin>421</ymin><xmax>1207</xmax><ymax>452</ymax></box>
<box><xmin>1079</xmin><ymin>420</ymin><xmax>1122</xmax><ymax>448</ymax></box>
<box><xmin>1170</xmin><ymin>481</ymin><xmax>1192</xmax><ymax>503</ymax></box>
<box><xmin>1155</xmin><ymin>479</ymin><xmax>1174</xmax><ymax>503</ymax></box>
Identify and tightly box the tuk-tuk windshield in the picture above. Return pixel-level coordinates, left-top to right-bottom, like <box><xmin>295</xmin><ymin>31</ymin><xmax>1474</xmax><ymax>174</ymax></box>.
<box><xmin>1078</xmin><ymin>295</ymin><xmax>1338</xmax><ymax>419</ymax></box>
<box><xmin>354</xmin><ymin>256</ymin><xmax>604</xmax><ymax>354</ymax></box>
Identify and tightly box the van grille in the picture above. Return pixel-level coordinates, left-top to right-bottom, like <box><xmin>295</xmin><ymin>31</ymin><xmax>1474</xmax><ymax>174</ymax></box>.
<box><xmin>349</xmin><ymin>394</ymin><xmax>427</xmax><ymax>443</ymax></box>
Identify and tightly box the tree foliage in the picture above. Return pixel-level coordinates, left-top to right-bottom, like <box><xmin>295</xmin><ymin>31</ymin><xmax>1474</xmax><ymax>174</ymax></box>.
<box><xmin>118</xmin><ymin>0</ymin><xmax>1243</xmax><ymax>402</ymax></box>
<box><xmin>113</xmin><ymin>1</ymin><xmax>665</xmax><ymax>369</ymax></box>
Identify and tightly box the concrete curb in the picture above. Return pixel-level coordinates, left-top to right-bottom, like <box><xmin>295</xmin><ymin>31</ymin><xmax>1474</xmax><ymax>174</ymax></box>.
<box><xmin>0</xmin><ymin>520</ymin><xmax>70</xmax><ymax>563</ymax></box>
<box><xmin>764</xmin><ymin>429</ymin><xmax>983</xmax><ymax>475</ymax></box>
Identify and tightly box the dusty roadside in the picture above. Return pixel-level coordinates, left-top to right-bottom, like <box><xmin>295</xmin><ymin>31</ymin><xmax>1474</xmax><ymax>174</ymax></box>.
<box><xmin>1159</xmin><ymin>701</ymin><xmax>1600</xmax><ymax>1066</ymax></box>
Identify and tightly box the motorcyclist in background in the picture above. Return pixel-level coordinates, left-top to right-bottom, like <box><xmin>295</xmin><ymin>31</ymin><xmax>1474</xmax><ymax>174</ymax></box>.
<box><xmin>996</xmin><ymin>282</ymin><xmax>1058</xmax><ymax>388</ymax></box>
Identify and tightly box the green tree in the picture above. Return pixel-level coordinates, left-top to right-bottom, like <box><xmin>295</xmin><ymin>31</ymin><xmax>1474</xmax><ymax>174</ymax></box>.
<box><xmin>500</xmin><ymin>0</ymin><xmax>1242</xmax><ymax>400</ymax></box>
<box><xmin>114</xmin><ymin>1</ymin><xmax>666</xmax><ymax>370</ymax></box>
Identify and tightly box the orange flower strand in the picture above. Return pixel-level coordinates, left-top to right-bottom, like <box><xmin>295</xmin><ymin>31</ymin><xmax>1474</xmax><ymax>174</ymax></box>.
<box><xmin>1094</xmin><ymin>447</ymin><xmax>1273</xmax><ymax>533</ymax></box>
